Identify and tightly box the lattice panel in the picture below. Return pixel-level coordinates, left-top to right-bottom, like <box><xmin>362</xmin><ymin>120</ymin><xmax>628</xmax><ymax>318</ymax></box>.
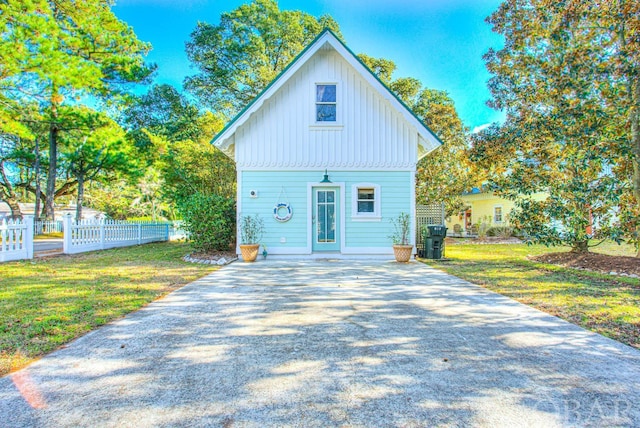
<box><xmin>416</xmin><ymin>203</ymin><xmax>445</xmax><ymax>245</ymax></box>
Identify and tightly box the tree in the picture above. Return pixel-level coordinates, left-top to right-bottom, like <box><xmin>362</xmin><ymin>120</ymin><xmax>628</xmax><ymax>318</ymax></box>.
<box><xmin>61</xmin><ymin>110</ymin><xmax>137</xmax><ymax>220</ymax></box>
<box><xmin>0</xmin><ymin>134</ymin><xmax>26</xmax><ymax>219</ymax></box>
<box><xmin>121</xmin><ymin>84</ymin><xmax>236</xmax><ymax>211</ymax></box>
<box><xmin>359</xmin><ymin>55</ymin><xmax>473</xmax><ymax>214</ymax></box>
<box><xmin>122</xmin><ymin>84</ymin><xmax>201</xmax><ymax>155</ymax></box>
<box><xmin>185</xmin><ymin>0</ymin><xmax>341</xmax><ymax>117</ymax></box>
<box><xmin>160</xmin><ymin>111</ymin><xmax>236</xmax><ymax>203</ymax></box>
<box><xmin>0</xmin><ymin>0</ymin><xmax>153</xmax><ymax>219</ymax></box>
<box><xmin>471</xmin><ymin>0</ymin><xmax>632</xmax><ymax>252</ymax></box>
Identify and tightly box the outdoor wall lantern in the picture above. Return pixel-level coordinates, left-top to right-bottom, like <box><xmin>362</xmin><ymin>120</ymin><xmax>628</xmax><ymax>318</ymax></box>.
<box><xmin>320</xmin><ymin>169</ymin><xmax>331</xmax><ymax>183</ymax></box>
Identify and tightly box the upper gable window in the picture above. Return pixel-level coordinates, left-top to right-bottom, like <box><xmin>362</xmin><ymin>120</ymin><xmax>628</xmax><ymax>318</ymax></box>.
<box><xmin>316</xmin><ymin>84</ymin><xmax>336</xmax><ymax>122</ymax></box>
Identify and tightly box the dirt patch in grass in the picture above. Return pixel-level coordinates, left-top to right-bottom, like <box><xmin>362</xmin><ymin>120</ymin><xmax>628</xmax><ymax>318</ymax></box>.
<box><xmin>532</xmin><ymin>252</ymin><xmax>640</xmax><ymax>278</ymax></box>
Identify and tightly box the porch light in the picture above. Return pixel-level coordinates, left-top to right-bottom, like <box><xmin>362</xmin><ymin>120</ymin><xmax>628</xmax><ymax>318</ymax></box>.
<box><xmin>320</xmin><ymin>169</ymin><xmax>331</xmax><ymax>183</ymax></box>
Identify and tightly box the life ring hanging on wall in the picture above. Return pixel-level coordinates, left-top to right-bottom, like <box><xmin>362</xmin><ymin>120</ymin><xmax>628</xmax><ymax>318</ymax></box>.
<box><xmin>273</xmin><ymin>187</ymin><xmax>293</xmax><ymax>222</ymax></box>
<box><xmin>273</xmin><ymin>202</ymin><xmax>293</xmax><ymax>222</ymax></box>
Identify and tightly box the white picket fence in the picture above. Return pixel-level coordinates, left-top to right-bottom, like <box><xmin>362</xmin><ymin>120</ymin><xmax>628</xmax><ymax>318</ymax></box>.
<box><xmin>62</xmin><ymin>215</ymin><xmax>170</xmax><ymax>254</ymax></box>
<box><xmin>0</xmin><ymin>216</ymin><xmax>34</xmax><ymax>262</ymax></box>
<box><xmin>35</xmin><ymin>220</ymin><xmax>64</xmax><ymax>235</ymax></box>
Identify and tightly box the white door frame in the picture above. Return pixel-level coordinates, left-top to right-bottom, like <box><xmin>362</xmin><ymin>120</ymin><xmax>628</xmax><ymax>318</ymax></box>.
<box><xmin>307</xmin><ymin>182</ymin><xmax>345</xmax><ymax>254</ymax></box>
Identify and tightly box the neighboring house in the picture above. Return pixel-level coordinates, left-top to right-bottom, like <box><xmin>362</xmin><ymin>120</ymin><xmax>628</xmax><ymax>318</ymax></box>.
<box><xmin>445</xmin><ymin>189</ymin><xmax>547</xmax><ymax>236</ymax></box>
<box><xmin>213</xmin><ymin>29</ymin><xmax>442</xmax><ymax>258</ymax></box>
<box><xmin>0</xmin><ymin>202</ymin><xmax>103</xmax><ymax>221</ymax></box>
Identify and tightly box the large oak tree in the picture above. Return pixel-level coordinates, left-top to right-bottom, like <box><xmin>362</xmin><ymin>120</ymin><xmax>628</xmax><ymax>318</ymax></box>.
<box><xmin>472</xmin><ymin>0</ymin><xmax>638</xmax><ymax>253</ymax></box>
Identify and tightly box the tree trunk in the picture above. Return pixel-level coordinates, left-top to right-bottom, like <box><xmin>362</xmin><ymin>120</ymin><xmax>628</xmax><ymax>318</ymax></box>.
<box><xmin>45</xmin><ymin>122</ymin><xmax>58</xmax><ymax>221</ymax></box>
<box><xmin>0</xmin><ymin>160</ymin><xmax>22</xmax><ymax>219</ymax></box>
<box><xmin>75</xmin><ymin>173</ymin><xmax>84</xmax><ymax>221</ymax></box>
<box><xmin>34</xmin><ymin>137</ymin><xmax>41</xmax><ymax>222</ymax></box>
<box><xmin>6</xmin><ymin>198</ymin><xmax>22</xmax><ymax>220</ymax></box>
<box><xmin>571</xmin><ymin>240</ymin><xmax>589</xmax><ymax>253</ymax></box>
<box><xmin>45</xmin><ymin>89</ymin><xmax>59</xmax><ymax>221</ymax></box>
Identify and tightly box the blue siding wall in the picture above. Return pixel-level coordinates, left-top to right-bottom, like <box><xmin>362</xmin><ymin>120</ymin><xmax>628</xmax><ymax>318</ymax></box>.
<box><xmin>241</xmin><ymin>170</ymin><xmax>412</xmax><ymax>253</ymax></box>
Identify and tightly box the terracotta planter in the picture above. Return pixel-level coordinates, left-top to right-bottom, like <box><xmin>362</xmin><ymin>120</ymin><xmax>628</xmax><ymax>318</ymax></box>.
<box><xmin>392</xmin><ymin>244</ymin><xmax>413</xmax><ymax>262</ymax></box>
<box><xmin>239</xmin><ymin>244</ymin><xmax>260</xmax><ymax>262</ymax></box>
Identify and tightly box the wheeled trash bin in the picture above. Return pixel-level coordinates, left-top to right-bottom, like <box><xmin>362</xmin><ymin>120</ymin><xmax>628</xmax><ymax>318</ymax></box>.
<box><xmin>423</xmin><ymin>225</ymin><xmax>447</xmax><ymax>259</ymax></box>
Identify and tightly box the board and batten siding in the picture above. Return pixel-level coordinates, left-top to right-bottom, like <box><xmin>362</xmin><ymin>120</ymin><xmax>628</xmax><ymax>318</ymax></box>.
<box><xmin>234</xmin><ymin>48</ymin><xmax>419</xmax><ymax>170</ymax></box>
<box><xmin>240</xmin><ymin>170</ymin><xmax>412</xmax><ymax>255</ymax></box>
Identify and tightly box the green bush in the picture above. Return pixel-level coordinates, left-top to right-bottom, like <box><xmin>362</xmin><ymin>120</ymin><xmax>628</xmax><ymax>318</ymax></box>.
<box><xmin>178</xmin><ymin>193</ymin><xmax>235</xmax><ymax>252</ymax></box>
<box><xmin>487</xmin><ymin>226</ymin><xmax>514</xmax><ymax>238</ymax></box>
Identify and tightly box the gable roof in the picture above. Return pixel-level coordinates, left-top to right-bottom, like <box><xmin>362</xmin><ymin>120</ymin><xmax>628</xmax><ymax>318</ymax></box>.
<box><xmin>212</xmin><ymin>28</ymin><xmax>443</xmax><ymax>160</ymax></box>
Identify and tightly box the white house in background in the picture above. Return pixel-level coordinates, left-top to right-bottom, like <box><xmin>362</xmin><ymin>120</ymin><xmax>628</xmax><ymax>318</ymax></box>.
<box><xmin>212</xmin><ymin>29</ymin><xmax>442</xmax><ymax>258</ymax></box>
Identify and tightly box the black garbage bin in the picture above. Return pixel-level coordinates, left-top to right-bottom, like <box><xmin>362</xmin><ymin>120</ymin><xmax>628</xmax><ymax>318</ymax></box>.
<box><xmin>424</xmin><ymin>225</ymin><xmax>447</xmax><ymax>259</ymax></box>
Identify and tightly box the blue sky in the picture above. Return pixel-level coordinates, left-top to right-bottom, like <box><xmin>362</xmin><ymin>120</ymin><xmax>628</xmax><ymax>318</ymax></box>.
<box><xmin>113</xmin><ymin>0</ymin><xmax>505</xmax><ymax>131</ymax></box>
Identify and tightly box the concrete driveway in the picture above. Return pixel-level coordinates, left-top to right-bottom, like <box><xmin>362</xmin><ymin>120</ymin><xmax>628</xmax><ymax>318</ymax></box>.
<box><xmin>1</xmin><ymin>260</ymin><xmax>639</xmax><ymax>427</ymax></box>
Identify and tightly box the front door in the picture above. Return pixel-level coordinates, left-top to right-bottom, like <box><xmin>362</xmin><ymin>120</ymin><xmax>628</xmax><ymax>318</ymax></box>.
<box><xmin>312</xmin><ymin>187</ymin><xmax>340</xmax><ymax>252</ymax></box>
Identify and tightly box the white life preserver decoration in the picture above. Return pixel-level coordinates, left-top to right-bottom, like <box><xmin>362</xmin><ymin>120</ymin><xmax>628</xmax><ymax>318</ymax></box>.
<box><xmin>273</xmin><ymin>202</ymin><xmax>293</xmax><ymax>222</ymax></box>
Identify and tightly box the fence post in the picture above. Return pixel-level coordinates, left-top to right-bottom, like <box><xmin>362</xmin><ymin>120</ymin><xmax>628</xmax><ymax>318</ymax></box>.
<box><xmin>99</xmin><ymin>220</ymin><xmax>105</xmax><ymax>250</ymax></box>
<box><xmin>23</xmin><ymin>215</ymin><xmax>34</xmax><ymax>259</ymax></box>
<box><xmin>165</xmin><ymin>223</ymin><xmax>169</xmax><ymax>242</ymax></box>
<box><xmin>63</xmin><ymin>214</ymin><xmax>73</xmax><ymax>254</ymax></box>
<box><xmin>138</xmin><ymin>223</ymin><xmax>142</xmax><ymax>245</ymax></box>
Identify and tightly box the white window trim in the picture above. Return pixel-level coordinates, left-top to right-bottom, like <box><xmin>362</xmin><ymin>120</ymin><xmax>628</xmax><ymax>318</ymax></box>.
<box><xmin>351</xmin><ymin>183</ymin><xmax>381</xmax><ymax>221</ymax></box>
<box><xmin>493</xmin><ymin>205</ymin><xmax>503</xmax><ymax>224</ymax></box>
<box><xmin>311</xmin><ymin>81</ymin><xmax>342</xmax><ymax>127</ymax></box>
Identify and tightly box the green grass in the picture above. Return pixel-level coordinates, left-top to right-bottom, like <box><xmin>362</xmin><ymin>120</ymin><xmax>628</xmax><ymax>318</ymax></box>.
<box><xmin>423</xmin><ymin>241</ymin><xmax>640</xmax><ymax>349</ymax></box>
<box><xmin>0</xmin><ymin>242</ymin><xmax>216</xmax><ymax>376</ymax></box>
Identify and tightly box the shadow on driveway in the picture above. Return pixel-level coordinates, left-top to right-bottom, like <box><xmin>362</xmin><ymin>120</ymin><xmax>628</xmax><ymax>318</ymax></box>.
<box><xmin>1</xmin><ymin>259</ymin><xmax>639</xmax><ymax>426</ymax></box>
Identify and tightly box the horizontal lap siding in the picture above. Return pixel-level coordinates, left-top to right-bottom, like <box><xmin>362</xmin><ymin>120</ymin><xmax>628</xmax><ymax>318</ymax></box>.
<box><xmin>241</xmin><ymin>171</ymin><xmax>310</xmax><ymax>248</ymax></box>
<box><xmin>345</xmin><ymin>172</ymin><xmax>411</xmax><ymax>247</ymax></box>
<box><xmin>241</xmin><ymin>171</ymin><xmax>411</xmax><ymax>251</ymax></box>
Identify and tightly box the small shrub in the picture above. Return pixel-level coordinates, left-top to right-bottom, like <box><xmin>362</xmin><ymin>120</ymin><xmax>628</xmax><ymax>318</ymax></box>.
<box><xmin>475</xmin><ymin>216</ymin><xmax>491</xmax><ymax>239</ymax></box>
<box><xmin>487</xmin><ymin>226</ymin><xmax>514</xmax><ymax>238</ymax></box>
<box><xmin>178</xmin><ymin>193</ymin><xmax>235</xmax><ymax>252</ymax></box>
<box><xmin>239</xmin><ymin>214</ymin><xmax>264</xmax><ymax>244</ymax></box>
<box><xmin>389</xmin><ymin>212</ymin><xmax>411</xmax><ymax>245</ymax></box>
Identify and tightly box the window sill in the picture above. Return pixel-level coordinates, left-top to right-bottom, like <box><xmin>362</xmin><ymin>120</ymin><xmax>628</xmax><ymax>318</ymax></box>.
<box><xmin>351</xmin><ymin>216</ymin><xmax>381</xmax><ymax>222</ymax></box>
<box><xmin>310</xmin><ymin>124</ymin><xmax>344</xmax><ymax>130</ymax></box>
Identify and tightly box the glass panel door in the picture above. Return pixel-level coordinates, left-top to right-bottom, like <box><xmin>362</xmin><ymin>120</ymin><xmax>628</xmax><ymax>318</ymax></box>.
<box><xmin>312</xmin><ymin>188</ymin><xmax>339</xmax><ymax>251</ymax></box>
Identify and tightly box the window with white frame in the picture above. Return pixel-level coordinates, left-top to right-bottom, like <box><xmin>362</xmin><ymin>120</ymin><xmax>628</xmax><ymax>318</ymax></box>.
<box><xmin>357</xmin><ymin>188</ymin><xmax>375</xmax><ymax>213</ymax></box>
<box><xmin>494</xmin><ymin>206</ymin><xmax>503</xmax><ymax>223</ymax></box>
<box><xmin>352</xmin><ymin>184</ymin><xmax>381</xmax><ymax>220</ymax></box>
<box><xmin>316</xmin><ymin>84</ymin><xmax>336</xmax><ymax>122</ymax></box>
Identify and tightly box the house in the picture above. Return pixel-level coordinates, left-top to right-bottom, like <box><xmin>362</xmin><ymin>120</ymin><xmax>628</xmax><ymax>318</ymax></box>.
<box><xmin>445</xmin><ymin>189</ymin><xmax>547</xmax><ymax>236</ymax></box>
<box><xmin>212</xmin><ymin>29</ymin><xmax>442</xmax><ymax>258</ymax></box>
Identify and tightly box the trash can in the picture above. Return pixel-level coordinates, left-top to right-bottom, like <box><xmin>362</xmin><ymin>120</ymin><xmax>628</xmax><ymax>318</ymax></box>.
<box><xmin>424</xmin><ymin>225</ymin><xmax>447</xmax><ymax>259</ymax></box>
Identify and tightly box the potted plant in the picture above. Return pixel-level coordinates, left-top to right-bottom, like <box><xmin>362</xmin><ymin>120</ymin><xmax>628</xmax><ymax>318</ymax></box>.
<box><xmin>239</xmin><ymin>214</ymin><xmax>264</xmax><ymax>262</ymax></box>
<box><xmin>389</xmin><ymin>212</ymin><xmax>413</xmax><ymax>262</ymax></box>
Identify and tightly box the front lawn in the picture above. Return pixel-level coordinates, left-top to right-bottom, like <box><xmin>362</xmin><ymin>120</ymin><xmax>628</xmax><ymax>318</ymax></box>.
<box><xmin>0</xmin><ymin>242</ymin><xmax>215</xmax><ymax>376</ymax></box>
<box><xmin>422</xmin><ymin>241</ymin><xmax>640</xmax><ymax>349</ymax></box>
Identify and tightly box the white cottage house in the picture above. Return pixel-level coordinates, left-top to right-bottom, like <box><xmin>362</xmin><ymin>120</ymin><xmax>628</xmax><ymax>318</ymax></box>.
<box><xmin>213</xmin><ymin>29</ymin><xmax>442</xmax><ymax>258</ymax></box>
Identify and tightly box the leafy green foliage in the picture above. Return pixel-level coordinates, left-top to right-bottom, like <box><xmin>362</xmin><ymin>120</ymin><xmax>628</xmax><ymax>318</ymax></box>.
<box><xmin>121</xmin><ymin>84</ymin><xmax>236</xmax><ymax>211</ymax></box>
<box><xmin>389</xmin><ymin>212</ymin><xmax>411</xmax><ymax>245</ymax></box>
<box><xmin>472</xmin><ymin>0</ymin><xmax>635</xmax><ymax>252</ymax></box>
<box><xmin>358</xmin><ymin>54</ymin><xmax>474</xmax><ymax>214</ymax></box>
<box><xmin>61</xmin><ymin>109</ymin><xmax>138</xmax><ymax>219</ymax></box>
<box><xmin>239</xmin><ymin>214</ymin><xmax>264</xmax><ymax>245</ymax></box>
<box><xmin>185</xmin><ymin>0</ymin><xmax>341</xmax><ymax>117</ymax></box>
<box><xmin>122</xmin><ymin>84</ymin><xmax>201</xmax><ymax>154</ymax></box>
<box><xmin>0</xmin><ymin>0</ymin><xmax>153</xmax><ymax>219</ymax></box>
<box><xmin>179</xmin><ymin>193</ymin><xmax>236</xmax><ymax>252</ymax></box>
